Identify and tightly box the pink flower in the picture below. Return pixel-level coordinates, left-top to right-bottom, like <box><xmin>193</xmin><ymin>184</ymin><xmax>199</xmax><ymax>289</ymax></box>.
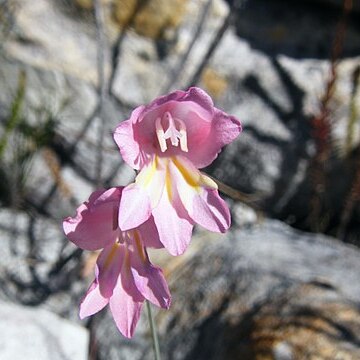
<box><xmin>63</xmin><ymin>187</ymin><xmax>171</xmax><ymax>338</ymax></box>
<box><xmin>113</xmin><ymin>87</ymin><xmax>242</xmax><ymax>255</ymax></box>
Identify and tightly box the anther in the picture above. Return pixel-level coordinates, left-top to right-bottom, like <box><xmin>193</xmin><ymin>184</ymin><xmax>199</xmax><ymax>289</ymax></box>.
<box><xmin>156</xmin><ymin>117</ymin><xmax>167</xmax><ymax>152</ymax></box>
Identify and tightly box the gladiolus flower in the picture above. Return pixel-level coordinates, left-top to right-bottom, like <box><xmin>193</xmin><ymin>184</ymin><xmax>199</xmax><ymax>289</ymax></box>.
<box><xmin>113</xmin><ymin>87</ymin><xmax>242</xmax><ymax>255</ymax></box>
<box><xmin>63</xmin><ymin>187</ymin><xmax>171</xmax><ymax>338</ymax></box>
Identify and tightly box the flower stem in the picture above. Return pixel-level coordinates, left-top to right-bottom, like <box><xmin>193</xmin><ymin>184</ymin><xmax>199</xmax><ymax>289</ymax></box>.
<box><xmin>146</xmin><ymin>300</ymin><xmax>161</xmax><ymax>360</ymax></box>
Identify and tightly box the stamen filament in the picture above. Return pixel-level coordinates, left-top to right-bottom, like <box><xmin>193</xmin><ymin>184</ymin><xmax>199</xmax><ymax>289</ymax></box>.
<box><xmin>156</xmin><ymin>117</ymin><xmax>167</xmax><ymax>152</ymax></box>
<box><xmin>155</xmin><ymin>112</ymin><xmax>188</xmax><ymax>153</ymax></box>
<box><xmin>176</xmin><ymin>118</ymin><xmax>188</xmax><ymax>152</ymax></box>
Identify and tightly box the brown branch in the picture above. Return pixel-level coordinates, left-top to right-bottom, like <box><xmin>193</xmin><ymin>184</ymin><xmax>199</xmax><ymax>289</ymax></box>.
<box><xmin>307</xmin><ymin>0</ymin><xmax>352</xmax><ymax>231</ymax></box>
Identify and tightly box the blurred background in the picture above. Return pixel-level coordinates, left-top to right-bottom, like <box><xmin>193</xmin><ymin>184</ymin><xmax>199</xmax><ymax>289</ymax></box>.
<box><xmin>0</xmin><ymin>0</ymin><xmax>360</xmax><ymax>359</ymax></box>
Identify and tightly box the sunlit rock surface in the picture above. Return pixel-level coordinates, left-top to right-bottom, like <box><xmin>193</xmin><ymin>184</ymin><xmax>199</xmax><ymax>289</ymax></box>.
<box><xmin>92</xmin><ymin>220</ymin><xmax>360</xmax><ymax>359</ymax></box>
<box><xmin>0</xmin><ymin>301</ymin><xmax>89</xmax><ymax>360</ymax></box>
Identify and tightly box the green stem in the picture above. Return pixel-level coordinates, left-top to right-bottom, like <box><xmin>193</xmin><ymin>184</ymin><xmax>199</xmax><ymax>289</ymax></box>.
<box><xmin>146</xmin><ymin>300</ymin><xmax>161</xmax><ymax>360</ymax></box>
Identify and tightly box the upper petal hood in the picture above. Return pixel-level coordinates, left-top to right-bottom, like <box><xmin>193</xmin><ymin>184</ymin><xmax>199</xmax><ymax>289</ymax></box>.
<box><xmin>184</xmin><ymin>106</ymin><xmax>242</xmax><ymax>168</ymax></box>
<box><xmin>113</xmin><ymin>87</ymin><xmax>241</xmax><ymax>170</ymax></box>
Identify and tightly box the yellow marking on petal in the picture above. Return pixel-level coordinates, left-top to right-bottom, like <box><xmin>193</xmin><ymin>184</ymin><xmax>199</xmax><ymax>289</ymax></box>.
<box><xmin>122</xmin><ymin>247</ymin><xmax>132</xmax><ymax>279</ymax></box>
<box><xmin>133</xmin><ymin>230</ymin><xmax>147</xmax><ymax>263</ymax></box>
<box><xmin>200</xmin><ymin>173</ymin><xmax>218</xmax><ymax>189</ymax></box>
<box><xmin>104</xmin><ymin>242</ymin><xmax>120</xmax><ymax>270</ymax></box>
<box><xmin>136</xmin><ymin>156</ymin><xmax>158</xmax><ymax>188</ymax></box>
<box><xmin>171</xmin><ymin>157</ymin><xmax>201</xmax><ymax>189</ymax></box>
<box><xmin>165</xmin><ymin>164</ymin><xmax>173</xmax><ymax>202</ymax></box>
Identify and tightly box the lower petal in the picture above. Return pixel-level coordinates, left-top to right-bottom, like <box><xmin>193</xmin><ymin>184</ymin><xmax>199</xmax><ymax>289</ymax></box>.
<box><xmin>118</xmin><ymin>184</ymin><xmax>152</xmax><ymax>230</ymax></box>
<box><xmin>130</xmin><ymin>247</ymin><xmax>171</xmax><ymax>309</ymax></box>
<box><xmin>79</xmin><ymin>280</ymin><xmax>109</xmax><ymax>319</ymax></box>
<box><xmin>191</xmin><ymin>188</ymin><xmax>231</xmax><ymax>233</ymax></box>
<box><xmin>137</xmin><ymin>216</ymin><xmax>163</xmax><ymax>249</ymax></box>
<box><xmin>152</xmin><ymin>185</ymin><xmax>194</xmax><ymax>256</ymax></box>
<box><xmin>109</xmin><ymin>266</ymin><xmax>144</xmax><ymax>338</ymax></box>
<box><xmin>169</xmin><ymin>157</ymin><xmax>230</xmax><ymax>233</ymax></box>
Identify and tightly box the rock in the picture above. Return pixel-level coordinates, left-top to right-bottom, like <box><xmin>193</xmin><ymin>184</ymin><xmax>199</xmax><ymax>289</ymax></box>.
<box><xmin>0</xmin><ymin>208</ymin><xmax>87</xmax><ymax>320</ymax></box>
<box><xmin>229</xmin><ymin>282</ymin><xmax>360</xmax><ymax>359</ymax></box>
<box><xmin>113</xmin><ymin>0</ymin><xmax>188</xmax><ymax>40</ymax></box>
<box><xmin>0</xmin><ymin>53</ymin><xmax>128</xmax><ymax>216</ymax></box>
<box><xmin>0</xmin><ymin>55</ymin><xmax>89</xmax><ymax>210</ymax></box>
<box><xmin>200</xmin><ymin>29</ymin><xmax>360</xmax><ymax>236</ymax></box>
<box><xmin>201</xmin><ymin>67</ymin><xmax>229</xmax><ymax>99</ymax></box>
<box><xmin>73</xmin><ymin>0</ymin><xmax>189</xmax><ymax>40</ymax></box>
<box><xmin>92</xmin><ymin>220</ymin><xmax>360</xmax><ymax>359</ymax></box>
<box><xmin>0</xmin><ymin>301</ymin><xmax>89</xmax><ymax>360</ymax></box>
<box><xmin>4</xmin><ymin>0</ymin><xmax>99</xmax><ymax>84</ymax></box>
<box><xmin>111</xmin><ymin>0</ymin><xmax>228</xmax><ymax>104</ymax></box>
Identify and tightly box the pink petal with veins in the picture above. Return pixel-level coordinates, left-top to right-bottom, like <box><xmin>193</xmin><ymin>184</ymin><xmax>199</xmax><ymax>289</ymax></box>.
<box><xmin>63</xmin><ymin>188</ymin><xmax>122</xmax><ymax>251</ymax></box>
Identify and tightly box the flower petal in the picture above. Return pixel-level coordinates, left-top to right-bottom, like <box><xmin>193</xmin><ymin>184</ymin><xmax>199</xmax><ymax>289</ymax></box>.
<box><xmin>96</xmin><ymin>243</ymin><xmax>124</xmax><ymax>298</ymax></box>
<box><xmin>191</xmin><ymin>187</ymin><xmax>231</xmax><ymax>233</ymax></box>
<box><xmin>119</xmin><ymin>157</ymin><xmax>166</xmax><ymax>231</ymax></box>
<box><xmin>118</xmin><ymin>184</ymin><xmax>152</xmax><ymax>231</ymax></box>
<box><xmin>152</xmin><ymin>166</ymin><xmax>194</xmax><ymax>255</ymax></box>
<box><xmin>184</xmin><ymin>107</ymin><xmax>242</xmax><ymax>169</ymax></box>
<box><xmin>130</xmin><ymin>235</ymin><xmax>171</xmax><ymax>309</ymax></box>
<box><xmin>113</xmin><ymin>106</ymin><xmax>144</xmax><ymax>170</ymax></box>
<box><xmin>63</xmin><ymin>188</ymin><xmax>122</xmax><ymax>250</ymax></box>
<box><xmin>135</xmin><ymin>156</ymin><xmax>166</xmax><ymax>209</ymax></box>
<box><xmin>109</xmin><ymin>258</ymin><xmax>144</xmax><ymax>338</ymax></box>
<box><xmin>169</xmin><ymin>156</ymin><xmax>230</xmax><ymax>233</ymax></box>
<box><xmin>138</xmin><ymin>215</ymin><xmax>163</xmax><ymax>249</ymax></box>
<box><xmin>79</xmin><ymin>280</ymin><xmax>109</xmax><ymax>319</ymax></box>
<box><xmin>113</xmin><ymin>87</ymin><xmax>241</xmax><ymax>169</ymax></box>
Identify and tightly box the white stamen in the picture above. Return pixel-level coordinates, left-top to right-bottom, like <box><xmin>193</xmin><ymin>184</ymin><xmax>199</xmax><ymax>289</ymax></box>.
<box><xmin>155</xmin><ymin>117</ymin><xmax>167</xmax><ymax>152</ymax></box>
<box><xmin>155</xmin><ymin>112</ymin><xmax>188</xmax><ymax>153</ymax></box>
<box><xmin>163</xmin><ymin>112</ymin><xmax>181</xmax><ymax>147</ymax></box>
<box><xmin>177</xmin><ymin>118</ymin><xmax>188</xmax><ymax>152</ymax></box>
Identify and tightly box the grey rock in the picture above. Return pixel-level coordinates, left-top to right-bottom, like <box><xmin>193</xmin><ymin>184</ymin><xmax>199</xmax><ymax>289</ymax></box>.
<box><xmin>0</xmin><ymin>52</ymin><xmax>126</xmax><ymax>217</ymax></box>
<box><xmin>3</xmin><ymin>0</ymin><xmax>99</xmax><ymax>84</ymax></box>
<box><xmin>0</xmin><ymin>301</ymin><xmax>89</xmax><ymax>360</ymax></box>
<box><xmin>92</xmin><ymin>220</ymin><xmax>360</xmax><ymax>359</ymax></box>
<box><xmin>0</xmin><ymin>209</ymin><xmax>86</xmax><ymax>320</ymax></box>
